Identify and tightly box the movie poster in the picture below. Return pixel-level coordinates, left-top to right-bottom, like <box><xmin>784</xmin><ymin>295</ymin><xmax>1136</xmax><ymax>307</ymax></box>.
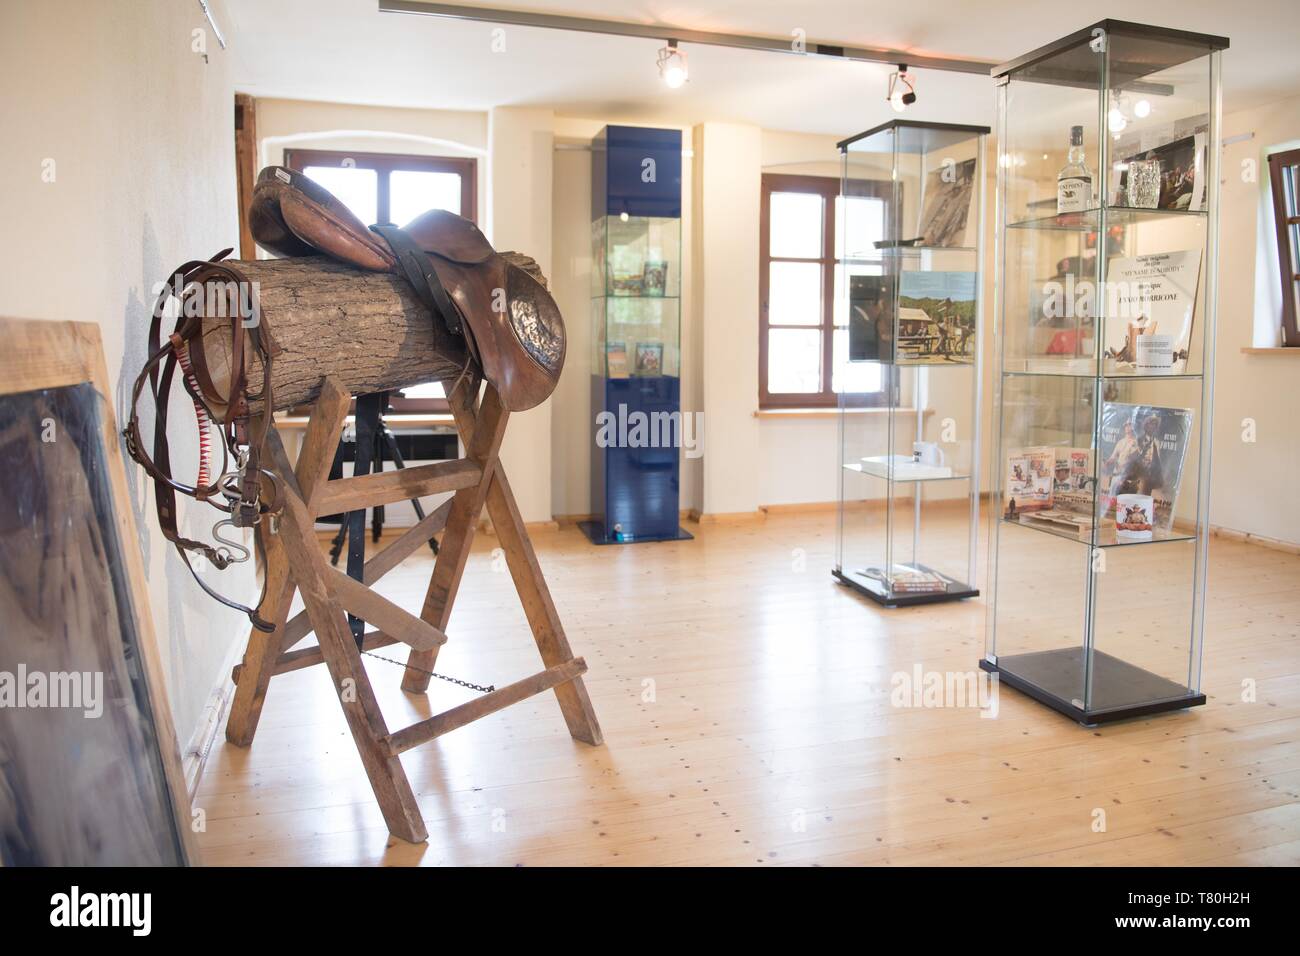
<box><xmin>1097</xmin><ymin>402</ymin><xmax>1194</xmax><ymax>530</ymax></box>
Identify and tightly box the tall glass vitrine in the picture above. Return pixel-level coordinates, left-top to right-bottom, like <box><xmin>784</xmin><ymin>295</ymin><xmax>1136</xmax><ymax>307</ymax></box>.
<box><xmin>983</xmin><ymin>21</ymin><xmax>1227</xmax><ymax>723</ymax></box>
<box><xmin>835</xmin><ymin>121</ymin><xmax>989</xmax><ymax>606</ymax></box>
<box><xmin>583</xmin><ymin>125</ymin><xmax>692</xmax><ymax>544</ymax></box>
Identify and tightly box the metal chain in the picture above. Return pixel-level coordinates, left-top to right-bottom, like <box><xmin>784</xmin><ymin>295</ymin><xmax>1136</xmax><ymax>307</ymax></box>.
<box><xmin>361</xmin><ymin>649</ymin><xmax>496</xmax><ymax>694</ymax></box>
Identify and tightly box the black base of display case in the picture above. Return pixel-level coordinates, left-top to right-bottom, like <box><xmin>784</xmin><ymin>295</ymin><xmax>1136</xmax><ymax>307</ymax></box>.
<box><xmin>834</xmin><ymin>566</ymin><xmax>979</xmax><ymax>608</ymax></box>
<box><xmin>578</xmin><ymin>521</ymin><xmax>694</xmax><ymax>546</ymax></box>
<box><xmin>980</xmin><ymin>648</ymin><xmax>1206</xmax><ymax>726</ymax></box>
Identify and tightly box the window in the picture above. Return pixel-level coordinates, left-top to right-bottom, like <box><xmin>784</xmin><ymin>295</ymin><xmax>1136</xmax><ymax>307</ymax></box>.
<box><xmin>759</xmin><ymin>174</ymin><xmax>890</xmax><ymax>408</ymax></box>
<box><xmin>1267</xmin><ymin>148</ymin><xmax>1300</xmax><ymax>346</ymax></box>
<box><xmin>284</xmin><ymin>148</ymin><xmax>478</xmax><ymax>409</ymax></box>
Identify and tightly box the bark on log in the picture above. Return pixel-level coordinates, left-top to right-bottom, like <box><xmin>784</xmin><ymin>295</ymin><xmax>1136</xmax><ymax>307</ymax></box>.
<box><xmin>195</xmin><ymin>253</ymin><xmax>546</xmax><ymax>412</ymax></box>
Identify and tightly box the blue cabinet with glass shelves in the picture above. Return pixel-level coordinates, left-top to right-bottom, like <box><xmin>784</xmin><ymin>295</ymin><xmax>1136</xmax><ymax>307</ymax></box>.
<box><xmin>582</xmin><ymin>125</ymin><xmax>692</xmax><ymax>544</ymax></box>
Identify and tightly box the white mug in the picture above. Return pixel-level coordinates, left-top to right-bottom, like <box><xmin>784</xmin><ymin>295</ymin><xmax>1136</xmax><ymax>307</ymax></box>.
<box><xmin>913</xmin><ymin>441</ymin><xmax>945</xmax><ymax>467</ymax></box>
<box><xmin>1115</xmin><ymin>493</ymin><xmax>1155</xmax><ymax>540</ymax></box>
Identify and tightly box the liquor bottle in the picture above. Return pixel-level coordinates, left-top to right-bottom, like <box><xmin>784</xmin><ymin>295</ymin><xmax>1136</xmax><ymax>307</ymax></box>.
<box><xmin>1056</xmin><ymin>126</ymin><xmax>1092</xmax><ymax>214</ymax></box>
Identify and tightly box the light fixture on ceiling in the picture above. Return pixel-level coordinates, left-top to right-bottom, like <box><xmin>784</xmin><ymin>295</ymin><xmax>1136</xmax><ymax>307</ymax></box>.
<box><xmin>657</xmin><ymin>40</ymin><xmax>689</xmax><ymax>88</ymax></box>
<box><xmin>1108</xmin><ymin>105</ymin><xmax>1128</xmax><ymax>135</ymax></box>
<box><xmin>887</xmin><ymin>65</ymin><xmax>916</xmax><ymax>113</ymax></box>
<box><xmin>1134</xmin><ymin>98</ymin><xmax>1151</xmax><ymax>118</ymax></box>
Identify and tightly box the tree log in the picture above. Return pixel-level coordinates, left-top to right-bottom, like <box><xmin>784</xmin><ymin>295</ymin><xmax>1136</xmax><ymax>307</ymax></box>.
<box><xmin>195</xmin><ymin>253</ymin><xmax>546</xmax><ymax>412</ymax></box>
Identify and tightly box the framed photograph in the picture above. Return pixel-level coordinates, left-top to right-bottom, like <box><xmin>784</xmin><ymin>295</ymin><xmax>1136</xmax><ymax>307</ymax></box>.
<box><xmin>848</xmin><ymin>274</ymin><xmax>895</xmax><ymax>362</ymax></box>
<box><xmin>0</xmin><ymin>318</ymin><xmax>198</xmax><ymax>865</ymax></box>
<box><xmin>895</xmin><ymin>270</ymin><xmax>978</xmax><ymax>365</ymax></box>
<box><xmin>1110</xmin><ymin>128</ymin><xmax>1207</xmax><ymax>212</ymax></box>
<box><xmin>634</xmin><ymin>341</ymin><xmax>664</xmax><ymax>376</ymax></box>
<box><xmin>916</xmin><ymin>157</ymin><xmax>977</xmax><ymax>247</ymax></box>
<box><xmin>642</xmin><ymin>260</ymin><xmax>668</xmax><ymax>297</ymax></box>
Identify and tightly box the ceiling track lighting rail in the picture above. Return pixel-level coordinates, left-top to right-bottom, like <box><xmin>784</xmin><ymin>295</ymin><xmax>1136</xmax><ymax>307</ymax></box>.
<box><xmin>378</xmin><ymin>0</ymin><xmax>995</xmax><ymax>75</ymax></box>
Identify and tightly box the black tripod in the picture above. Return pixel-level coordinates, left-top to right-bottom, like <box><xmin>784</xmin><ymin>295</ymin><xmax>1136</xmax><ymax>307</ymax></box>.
<box><xmin>325</xmin><ymin>391</ymin><xmax>440</xmax><ymax>641</ymax></box>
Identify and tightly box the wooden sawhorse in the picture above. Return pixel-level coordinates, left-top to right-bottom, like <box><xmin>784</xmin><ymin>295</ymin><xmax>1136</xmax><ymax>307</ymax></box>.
<box><xmin>222</xmin><ymin>375</ymin><xmax>603</xmax><ymax>843</ymax></box>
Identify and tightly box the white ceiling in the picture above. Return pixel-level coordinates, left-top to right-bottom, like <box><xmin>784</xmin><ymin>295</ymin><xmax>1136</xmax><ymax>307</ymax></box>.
<box><xmin>222</xmin><ymin>0</ymin><xmax>1299</xmax><ymax>136</ymax></box>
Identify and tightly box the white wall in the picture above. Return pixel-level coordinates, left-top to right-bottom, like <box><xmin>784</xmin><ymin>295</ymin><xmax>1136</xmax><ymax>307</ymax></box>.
<box><xmin>0</xmin><ymin>0</ymin><xmax>244</xmax><ymax>749</ymax></box>
<box><xmin>696</xmin><ymin>122</ymin><xmax>764</xmax><ymax>516</ymax></box>
<box><xmin>489</xmin><ymin>107</ymin><xmax>556</xmax><ymax>524</ymax></box>
<box><xmin>1211</xmin><ymin>92</ymin><xmax>1300</xmax><ymax>544</ymax></box>
<box><xmin>254</xmin><ymin>97</ymin><xmax>488</xmax><ymax>225</ymax></box>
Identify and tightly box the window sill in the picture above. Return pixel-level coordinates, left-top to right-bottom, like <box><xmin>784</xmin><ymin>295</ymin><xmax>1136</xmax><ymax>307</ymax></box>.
<box><xmin>275</xmin><ymin>412</ymin><xmax>456</xmax><ymax>430</ymax></box>
<box><xmin>754</xmin><ymin>406</ymin><xmax>926</xmax><ymax>420</ymax></box>
<box><xmin>1240</xmin><ymin>346</ymin><xmax>1300</xmax><ymax>355</ymax></box>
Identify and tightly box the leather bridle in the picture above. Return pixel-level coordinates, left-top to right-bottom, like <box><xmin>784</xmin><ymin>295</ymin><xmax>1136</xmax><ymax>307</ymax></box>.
<box><xmin>124</xmin><ymin>250</ymin><xmax>280</xmax><ymax>632</ymax></box>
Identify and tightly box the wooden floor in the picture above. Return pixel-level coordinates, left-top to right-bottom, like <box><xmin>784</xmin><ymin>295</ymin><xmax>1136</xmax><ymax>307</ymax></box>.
<box><xmin>195</xmin><ymin>509</ymin><xmax>1300</xmax><ymax>866</ymax></box>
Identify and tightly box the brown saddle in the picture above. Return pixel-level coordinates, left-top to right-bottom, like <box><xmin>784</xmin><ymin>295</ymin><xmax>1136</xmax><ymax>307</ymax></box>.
<box><xmin>249</xmin><ymin>165</ymin><xmax>564</xmax><ymax>411</ymax></box>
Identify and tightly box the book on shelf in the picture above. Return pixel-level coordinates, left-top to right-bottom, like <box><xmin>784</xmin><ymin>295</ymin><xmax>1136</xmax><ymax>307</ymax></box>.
<box><xmin>606</xmin><ymin>341</ymin><xmax>629</xmax><ymax>378</ymax></box>
<box><xmin>1097</xmin><ymin>402</ymin><xmax>1194</xmax><ymax>531</ymax></box>
<box><xmin>887</xmin><ymin>564</ymin><xmax>951</xmax><ymax>594</ymax></box>
<box><xmin>1019</xmin><ymin>508</ymin><xmax>1095</xmax><ymax>536</ymax></box>
<box><xmin>1005</xmin><ymin>445</ymin><xmax>1095</xmax><ymax>522</ymax></box>
<box><xmin>1004</xmin><ymin>447</ymin><xmax>1054</xmax><ymax>517</ymax></box>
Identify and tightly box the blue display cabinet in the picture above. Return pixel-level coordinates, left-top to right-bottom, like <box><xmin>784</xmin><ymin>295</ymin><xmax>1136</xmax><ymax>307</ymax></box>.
<box><xmin>581</xmin><ymin>126</ymin><xmax>692</xmax><ymax>544</ymax></box>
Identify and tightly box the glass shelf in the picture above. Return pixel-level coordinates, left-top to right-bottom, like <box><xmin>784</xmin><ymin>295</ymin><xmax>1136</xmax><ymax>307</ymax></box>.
<box><xmin>1002</xmin><ymin>364</ymin><xmax>1205</xmax><ymax>380</ymax></box>
<box><xmin>999</xmin><ymin>515</ymin><xmax>1198</xmax><ymax>547</ymax></box>
<box><xmin>1008</xmin><ymin>206</ymin><xmax>1209</xmax><ymax>231</ymax></box>
<box><xmin>874</xmin><ymin>244</ymin><xmax>979</xmax><ymax>255</ymax></box>
<box><xmin>844</xmin><ymin>462</ymin><xmax>973</xmax><ymax>483</ymax></box>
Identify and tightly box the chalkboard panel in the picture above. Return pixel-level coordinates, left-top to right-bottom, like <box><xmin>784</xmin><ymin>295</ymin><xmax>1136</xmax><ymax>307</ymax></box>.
<box><xmin>0</xmin><ymin>381</ymin><xmax>188</xmax><ymax>865</ymax></box>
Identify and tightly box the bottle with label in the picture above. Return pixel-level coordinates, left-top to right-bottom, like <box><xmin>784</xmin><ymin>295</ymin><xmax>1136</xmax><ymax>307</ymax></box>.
<box><xmin>1056</xmin><ymin>125</ymin><xmax>1093</xmax><ymax>214</ymax></box>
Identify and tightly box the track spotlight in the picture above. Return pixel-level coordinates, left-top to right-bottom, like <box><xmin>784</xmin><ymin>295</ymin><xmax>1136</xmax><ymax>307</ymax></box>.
<box><xmin>887</xmin><ymin>65</ymin><xmax>917</xmax><ymax>112</ymax></box>
<box><xmin>657</xmin><ymin>40</ymin><xmax>688</xmax><ymax>88</ymax></box>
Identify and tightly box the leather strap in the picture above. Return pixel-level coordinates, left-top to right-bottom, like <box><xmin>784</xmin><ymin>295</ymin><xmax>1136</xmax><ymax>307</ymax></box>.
<box><xmin>124</xmin><ymin>252</ymin><xmax>279</xmax><ymax>633</ymax></box>
<box><xmin>369</xmin><ymin>223</ymin><xmax>464</xmax><ymax>337</ymax></box>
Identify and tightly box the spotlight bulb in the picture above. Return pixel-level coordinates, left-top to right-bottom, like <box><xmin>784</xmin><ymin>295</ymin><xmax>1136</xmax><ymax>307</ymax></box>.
<box><xmin>657</xmin><ymin>40</ymin><xmax>688</xmax><ymax>88</ymax></box>
<box><xmin>1134</xmin><ymin>99</ymin><xmax>1151</xmax><ymax>118</ymax></box>
<box><xmin>887</xmin><ymin>66</ymin><xmax>916</xmax><ymax>113</ymax></box>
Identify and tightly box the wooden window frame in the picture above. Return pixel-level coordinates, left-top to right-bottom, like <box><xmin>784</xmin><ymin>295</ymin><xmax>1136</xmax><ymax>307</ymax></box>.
<box><xmin>1267</xmin><ymin>147</ymin><xmax>1300</xmax><ymax>347</ymax></box>
<box><xmin>758</xmin><ymin>173</ymin><xmax>892</xmax><ymax>409</ymax></box>
<box><xmin>284</xmin><ymin>148</ymin><xmax>476</xmax><ymax>228</ymax></box>
<box><xmin>284</xmin><ymin>148</ymin><xmax>478</xmax><ymax>412</ymax></box>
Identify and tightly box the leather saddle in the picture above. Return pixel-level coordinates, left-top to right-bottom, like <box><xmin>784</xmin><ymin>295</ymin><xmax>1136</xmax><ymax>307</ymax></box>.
<box><xmin>249</xmin><ymin>165</ymin><xmax>564</xmax><ymax>411</ymax></box>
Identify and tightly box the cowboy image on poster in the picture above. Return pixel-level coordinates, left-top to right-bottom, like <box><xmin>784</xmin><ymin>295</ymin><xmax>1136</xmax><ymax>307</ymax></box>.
<box><xmin>895</xmin><ymin>270</ymin><xmax>977</xmax><ymax>365</ymax></box>
<box><xmin>1097</xmin><ymin>402</ymin><xmax>1193</xmax><ymax>531</ymax></box>
<box><xmin>1104</xmin><ymin>249</ymin><xmax>1202</xmax><ymax>374</ymax></box>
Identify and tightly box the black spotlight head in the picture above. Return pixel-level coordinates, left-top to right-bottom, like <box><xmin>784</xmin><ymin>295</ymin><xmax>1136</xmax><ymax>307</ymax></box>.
<box><xmin>902</xmin><ymin>91</ymin><xmax>917</xmax><ymax>107</ymax></box>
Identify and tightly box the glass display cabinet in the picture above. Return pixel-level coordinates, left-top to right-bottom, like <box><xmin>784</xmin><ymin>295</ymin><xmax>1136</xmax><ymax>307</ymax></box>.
<box><xmin>583</xmin><ymin>125</ymin><xmax>692</xmax><ymax>544</ymax></box>
<box><xmin>983</xmin><ymin>21</ymin><xmax>1228</xmax><ymax>723</ymax></box>
<box><xmin>835</xmin><ymin>120</ymin><xmax>990</xmax><ymax>606</ymax></box>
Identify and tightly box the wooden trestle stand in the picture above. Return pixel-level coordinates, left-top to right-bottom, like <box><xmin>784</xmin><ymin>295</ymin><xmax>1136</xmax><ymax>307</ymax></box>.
<box><xmin>222</xmin><ymin>373</ymin><xmax>603</xmax><ymax>844</ymax></box>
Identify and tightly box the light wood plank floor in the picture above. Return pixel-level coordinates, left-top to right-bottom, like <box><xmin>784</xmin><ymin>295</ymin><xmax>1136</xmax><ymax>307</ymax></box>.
<box><xmin>195</xmin><ymin>509</ymin><xmax>1300</xmax><ymax>866</ymax></box>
